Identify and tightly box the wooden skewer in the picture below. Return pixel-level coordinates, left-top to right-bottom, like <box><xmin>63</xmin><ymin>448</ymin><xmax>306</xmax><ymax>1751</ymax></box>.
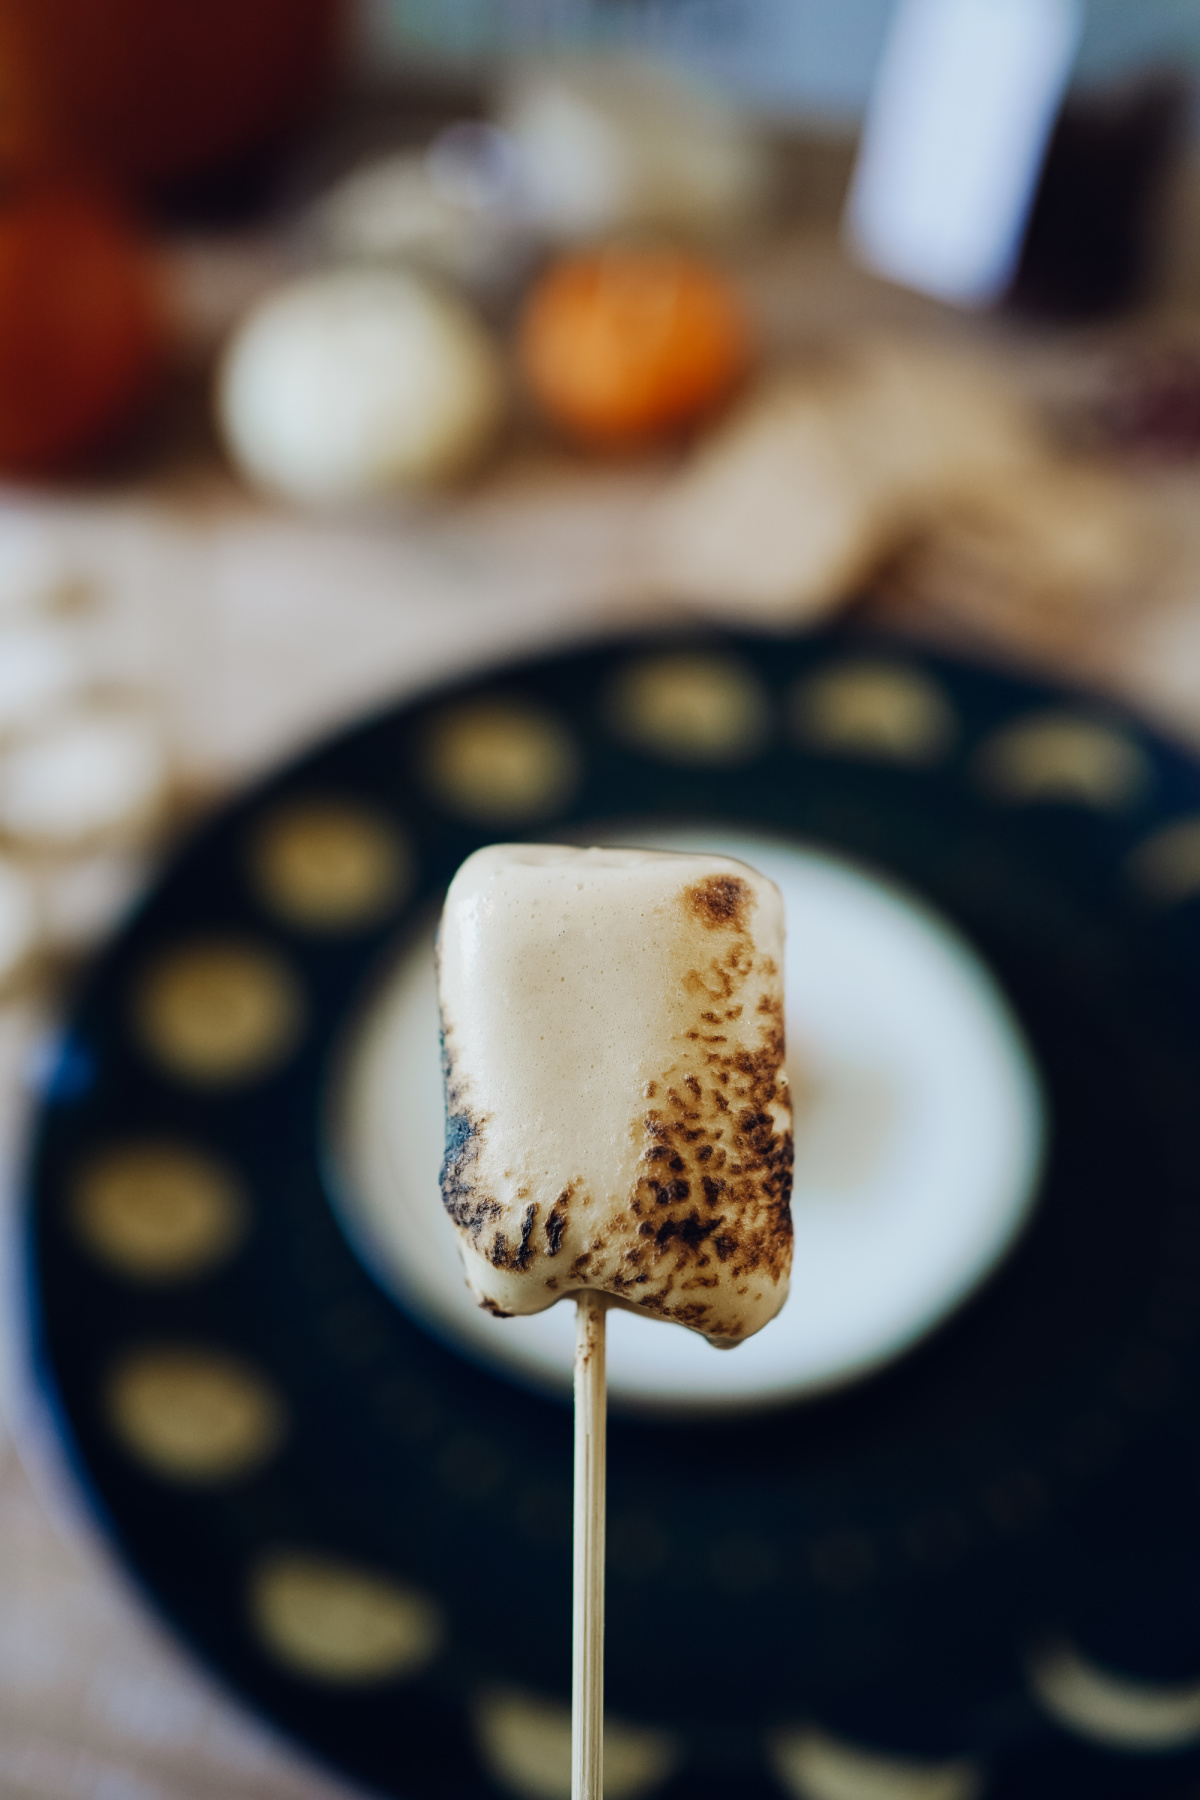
<box><xmin>572</xmin><ymin>1291</ymin><xmax>607</xmax><ymax>1800</ymax></box>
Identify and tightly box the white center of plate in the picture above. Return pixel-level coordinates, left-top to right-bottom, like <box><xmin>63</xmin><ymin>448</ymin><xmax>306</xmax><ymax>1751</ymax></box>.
<box><xmin>331</xmin><ymin>829</ymin><xmax>1044</xmax><ymax>1413</ymax></box>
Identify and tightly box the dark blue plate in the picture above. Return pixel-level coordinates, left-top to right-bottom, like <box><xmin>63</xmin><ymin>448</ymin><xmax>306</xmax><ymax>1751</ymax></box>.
<box><xmin>26</xmin><ymin>628</ymin><xmax>1200</xmax><ymax>1799</ymax></box>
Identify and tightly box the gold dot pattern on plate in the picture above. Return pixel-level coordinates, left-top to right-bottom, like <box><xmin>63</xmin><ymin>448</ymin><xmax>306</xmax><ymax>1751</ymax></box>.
<box><xmin>249</xmin><ymin>1551</ymin><xmax>443</xmax><ymax>1685</ymax></box>
<box><xmin>420</xmin><ymin>699</ymin><xmax>579</xmax><ymax>825</ymax></box>
<box><xmin>770</xmin><ymin>1725</ymin><xmax>983</xmax><ymax>1800</ymax></box>
<box><xmin>106</xmin><ymin>1345</ymin><xmax>287</xmax><ymax>1483</ymax></box>
<box><xmin>474</xmin><ymin>1688</ymin><xmax>677</xmax><ymax>1800</ymax></box>
<box><xmin>1127</xmin><ymin>817</ymin><xmax>1200</xmax><ymax>904</ymax></box>
<box><xmin>249</xmin><ymin>799</ymin><xmax>411</xmax><ymax>931</ymax></box>
<box><xmin>791</xmin><ymin>663</ymin><xmax>956</xmax><ymax>765</ymax></box>
<box><xmin>974</xmin><ymin>714</ymin><xmax>1149</xmax><ymax>809</ymax></box>
<box><xmin>70</xmin><ymin>1142</ymin><xmax>248</xmax><ymax>1282</ymax></box>
<box><xmin>607</xmin><ymin>651</ymin><xmax>767</xmax><ymax>766</ymax></box>
<box><xmin>1027</xmin><ymin>1640</ymin><xmax>1200</xmax><ymax>1752</ymax></box>
<box><xmin>133</xmin><ymin>940</ymin><xmax>305</xmax><ymax>1085</ymax></box>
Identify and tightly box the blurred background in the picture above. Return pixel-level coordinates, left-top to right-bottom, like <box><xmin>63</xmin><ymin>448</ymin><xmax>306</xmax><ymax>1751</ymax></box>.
<box><xmin>2</xmin><ymin>1</ymin><xmax>1200</xmax><ymax>1795</ymax></box>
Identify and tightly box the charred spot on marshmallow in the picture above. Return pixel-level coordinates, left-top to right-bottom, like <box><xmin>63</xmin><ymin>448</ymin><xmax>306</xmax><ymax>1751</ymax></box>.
<box><xmin>612</xmin><ymin>1015</ymin><xmax>792</xmax><ymax>1341</ymax></box>
<box><xmin>438</xmin><ymin>1048</ymin><xmax>498</xmax><ymax>1243</ymax></box>
<box><xmin>686</xmin><ymin>874</ymin><xmax>750</xmax><ymax>931</ymax></box>
<box><xmin>513</xmin><ymin>1202</ymin><xmax>538</xmax><ymax>1271</ymax></box>
<box><xmin>545</xmin><ymin>1188</ymin><xmax>572</xmax><ymax>1257</ymax></box>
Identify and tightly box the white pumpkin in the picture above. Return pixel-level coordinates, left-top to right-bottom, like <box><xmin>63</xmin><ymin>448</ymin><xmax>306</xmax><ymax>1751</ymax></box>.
<box><xmin>217</xmin><ymin>268</ymin><xmax>506</xmax><ymax>504</ymax></box>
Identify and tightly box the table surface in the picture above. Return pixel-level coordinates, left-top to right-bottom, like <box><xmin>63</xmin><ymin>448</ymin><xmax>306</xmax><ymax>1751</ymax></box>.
<box><xmin>2</xmin><ymin>219</ymin><xmax>1200</xmax><ymax>1799</ymax></box>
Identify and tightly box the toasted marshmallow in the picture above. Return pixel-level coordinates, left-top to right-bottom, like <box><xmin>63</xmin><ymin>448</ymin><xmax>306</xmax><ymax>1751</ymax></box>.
<box><xmin>436</xmin><ymin>844</ymin><xmax>792</xmax><ymax>1346</ymax></box>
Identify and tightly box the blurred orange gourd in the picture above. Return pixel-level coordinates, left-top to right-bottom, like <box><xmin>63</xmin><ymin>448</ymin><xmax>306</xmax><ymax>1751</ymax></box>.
<box><xmin>0</xmin><ymin>0</ymin><xmax>343</xmax><ymax>189</ymax></box>
<box><xmin>0</xmin><ymin>185</ymin><xmax>161</xmax><ymax>472</ymax></box>
<box><xmin>518</xmin><ymin>247</ymin><xmax>753</xmax><ymax>450</ymax></box>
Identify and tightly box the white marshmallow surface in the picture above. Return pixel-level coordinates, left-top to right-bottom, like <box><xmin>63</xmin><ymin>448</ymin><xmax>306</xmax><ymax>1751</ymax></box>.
<box><xmin>436</xmin><ymin>844</ymin><xmax>793</xmax><ymax>1346</ymax></box>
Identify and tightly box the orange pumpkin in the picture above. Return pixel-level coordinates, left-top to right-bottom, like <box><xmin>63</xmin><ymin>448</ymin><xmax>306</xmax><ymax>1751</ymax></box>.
<box><xmin>0</xmin><ymin>0</ymin><xmax>343</xmax><ymax>189</ymax></box>
<box><xmin>518</xmin><ymin>247</ymin><xmax>753</xmax><ymax>450</ymax></box>
<box><xmin>0</xmin><ymin>185</ymin><xmax>161</xmax><ymax>471</ymax></box>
